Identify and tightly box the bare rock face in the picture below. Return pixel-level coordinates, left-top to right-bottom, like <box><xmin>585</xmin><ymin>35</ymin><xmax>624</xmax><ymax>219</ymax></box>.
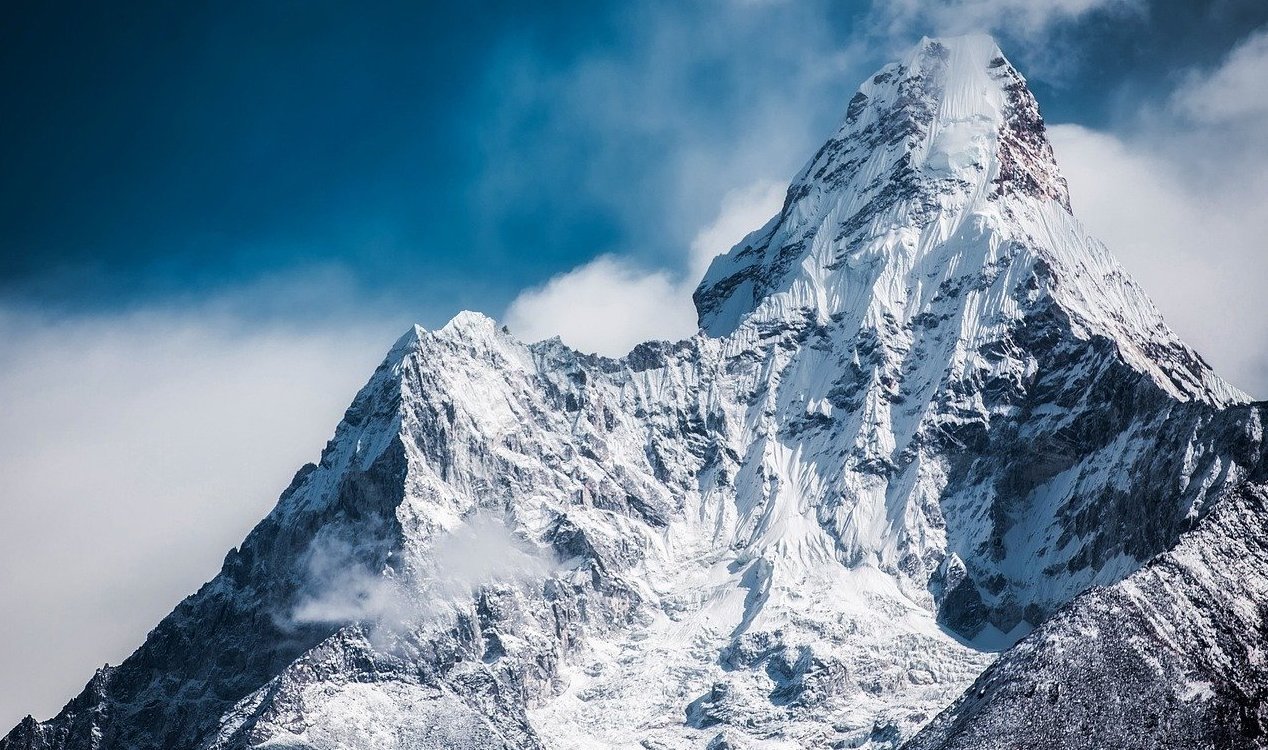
<box><xmin>905</xmin><ymin>465</ymin><xmax>1268</xmax><ymax>750</ymax></box>
<box><xmin>5</xmin><ymin>35</ymin><xmax>1265</xmax><ymax>750</ymax></box>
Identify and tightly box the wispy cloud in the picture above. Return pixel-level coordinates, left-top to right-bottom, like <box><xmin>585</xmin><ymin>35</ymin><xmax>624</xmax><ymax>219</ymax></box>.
<box><xmin>1170</xmin><ymin>26</ymin><xmax>1268</xmax><ymax>124</ymax></box>
<box><xmin>289</xmin><ymin>512</ymin><xmax>560</xmax><ymax>644</ymax></box>
<box><xmin>874</xmin><ymin>0</ymin><xmax>1144</xmax><ymax>40</ymax></box>
<box><xmin>476</xmin><ymin>2</ymin><xmax>860</xmax><ymax>276</ymax></box>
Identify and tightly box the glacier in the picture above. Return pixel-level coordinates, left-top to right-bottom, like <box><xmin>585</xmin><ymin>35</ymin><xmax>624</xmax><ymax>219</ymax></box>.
<box><xmin>5</xmin><ymin>34</ymin><xmax>1266</xmax><ymax>750</ymax></box>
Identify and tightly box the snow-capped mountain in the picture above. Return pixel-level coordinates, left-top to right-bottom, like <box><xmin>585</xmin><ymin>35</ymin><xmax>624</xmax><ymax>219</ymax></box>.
<box><xmin>5</xmin><ymin>34</ymin><xmax>1265</xmax><ymax>750</ymax></box>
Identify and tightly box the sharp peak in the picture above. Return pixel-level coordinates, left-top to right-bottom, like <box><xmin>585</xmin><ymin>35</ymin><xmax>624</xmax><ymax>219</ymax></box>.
<box><xmin>693</xmin><ymin>33</ymin><xmax>1074</xmax><ymax>337</ymax></box>
<box><xmin>439</xmin><ymin>310</ymin><xmax>499</xmax><ymax>336</ymax></box>
<box><xmin>383</xmin><ymin>314</ymin><xmax>509</xmax><ymax>371</ymax></box>
<box><xmin>804</xmin><ymin>30</ymin><xmax>1067</xmax><ymax>207</ymax></box>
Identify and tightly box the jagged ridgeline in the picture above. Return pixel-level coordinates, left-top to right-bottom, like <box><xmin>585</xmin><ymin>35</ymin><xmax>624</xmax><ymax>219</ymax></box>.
<box><xmin>6</xmin><ymin>34</ymin><xmax>1266</xmax><ymax>750</ymax></box>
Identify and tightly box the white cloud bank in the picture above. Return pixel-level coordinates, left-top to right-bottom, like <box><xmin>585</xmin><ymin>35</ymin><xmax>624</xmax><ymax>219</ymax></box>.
<box><xmin>1050</xmin><ymin>26</ymin><xmax>1268</xmax><ymax>397</ymax></box>
<box><xmin>0</xmin><ymin>301</ymin><xmax>395</xmax><ymax>727</ymax></box>
<box><xmin>504</xmin><ymin>180</ymin><xmax>784</xmax><ymax>356</ymax></box>
<box><xmin>503</xmin><ymin>256</ymin><xmax>695</xmax><ymax>356</ymax></box>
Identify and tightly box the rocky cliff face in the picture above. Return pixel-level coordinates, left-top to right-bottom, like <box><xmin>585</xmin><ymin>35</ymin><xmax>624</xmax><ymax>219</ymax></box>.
<box><xmin>905</xmin><ymin>432</ymin><xmax>1268</xmax><ymax>750</ymax></box>
<box><xmin>5</xmin><ymin>35</ymin><xmax>1264</xmax><ymax>750</ymax></box>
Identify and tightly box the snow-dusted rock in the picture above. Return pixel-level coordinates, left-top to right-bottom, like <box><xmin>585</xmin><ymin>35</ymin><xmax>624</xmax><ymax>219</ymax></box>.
<box><xmin>5</xmin><ymin>35</ymin><xmax>1264</xmax><ymax>750</ymax></box>
<box><xmin>905</xmin><ymin>456</ymin><xmax>1268</xmax><ymax>750</ymax></box>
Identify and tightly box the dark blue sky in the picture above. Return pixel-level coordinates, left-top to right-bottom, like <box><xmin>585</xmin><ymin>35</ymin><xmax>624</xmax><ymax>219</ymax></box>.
<box><xmin>3</xmin><ymin>0</ymin><xmax>1265</xmax><ymax>326</ymax></box>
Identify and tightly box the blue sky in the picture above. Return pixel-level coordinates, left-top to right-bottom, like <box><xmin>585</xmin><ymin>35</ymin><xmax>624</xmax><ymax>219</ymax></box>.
<box><xmin>2</xmin><ymin>0</ymin><xmax>1267</xmax><ymax>729</ymax></box>
<box><xmin>2</xmin><ymin>0</ymin><xmax>1264</xmax><ymax>324</ymax></box>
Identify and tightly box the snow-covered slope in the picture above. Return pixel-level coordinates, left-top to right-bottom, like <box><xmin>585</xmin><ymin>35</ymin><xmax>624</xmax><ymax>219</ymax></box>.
<box><xmin>5</xmin><ymin>35</ymin><xmax>1264</xmax><ymax>750</ymax></box>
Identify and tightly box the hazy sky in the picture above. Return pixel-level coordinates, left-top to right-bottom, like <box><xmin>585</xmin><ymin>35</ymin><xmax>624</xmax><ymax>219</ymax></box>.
<box><xmin>2</xmin><ymin>0</ymin><xmax>1266</xmax><ymax>729</ymax></box>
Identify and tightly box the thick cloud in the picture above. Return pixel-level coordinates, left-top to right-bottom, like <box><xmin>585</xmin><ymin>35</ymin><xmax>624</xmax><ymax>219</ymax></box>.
<box><xmin>504</xmin><ymin>256</ymin><xmax>695</xmax><ymax>355</ymax></box>
<box><xmin>0</xmin><ymin>298</ymin><xmax>396</xmax><ymax>727</ymax></box>
<box><xmin>1051</xmin><ymin>26</ymin><xmax>1268</xmax><ymax>397</ymax></box>
<box><xmin>503</xmin><ymin>180</ymin><xmax>785</xmax><ymax>355</ymax></box>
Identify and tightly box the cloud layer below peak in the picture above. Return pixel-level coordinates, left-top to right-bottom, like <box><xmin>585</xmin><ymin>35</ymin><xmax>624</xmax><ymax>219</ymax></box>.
<box><xmin>503</xmin><ymin>180</ymin><xmax>785</xmax><ymax>356</ymax></box>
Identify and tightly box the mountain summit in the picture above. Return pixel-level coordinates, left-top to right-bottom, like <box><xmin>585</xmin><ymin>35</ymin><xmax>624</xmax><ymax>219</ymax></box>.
<box><xmin>698</xmin><ymin>34</ymin><xmax>1068</xmax><ymax>336</ymax></box>
<box><xmin>6</xmin><ymin>35</ymin><xmax>1266</xmax><ymax>750</ymax></box>
<box><xmin>696</xmin><ymin>35</ymin><xmax>1240</xmax><ymax>404</ymax></box>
